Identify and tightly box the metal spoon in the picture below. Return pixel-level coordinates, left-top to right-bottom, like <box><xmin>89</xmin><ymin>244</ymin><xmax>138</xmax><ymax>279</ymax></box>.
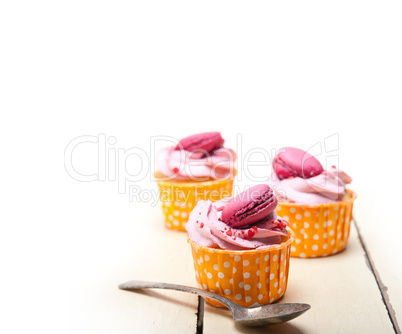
<box><xmin>119</xmin><ymin>280</ymin><xmax>310</xmax><ymax>326</ymax></box>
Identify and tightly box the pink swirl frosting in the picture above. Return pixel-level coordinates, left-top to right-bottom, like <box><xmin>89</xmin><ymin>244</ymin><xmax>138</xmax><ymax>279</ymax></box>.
<box><xmin>156</xmin><ymin>146</ymin><xmax>236</xmax><ymax>181</ymax></box>
<box><xmin>269</xmin><ymin>166</ymin><xmax>352</xmax><ymax>204</ymax></box>
<box><xmin>186</xmin><ymin>199</ymin><xmax>289</xmax><ymax>250</ymax></box>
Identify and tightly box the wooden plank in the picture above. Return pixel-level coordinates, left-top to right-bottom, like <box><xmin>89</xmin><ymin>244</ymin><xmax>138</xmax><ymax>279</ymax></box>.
<box><xmin>353</xmin><ymin>186</ymin><xmax>402</xmax><ymax>333</ymax></box>
<box><xmin>68</xmin><ymin>207</ymin><xmax>198</xmax><ymax>334</ymax></box>
<box><xmin>66</xmin><ymin>181</ymin><xmax>399</xmax><ymax>334</ymax></box>
<box><xmin>202</xmin><ymin>223</ymin><xmax>394</xmax><ymax>333</ymax></box>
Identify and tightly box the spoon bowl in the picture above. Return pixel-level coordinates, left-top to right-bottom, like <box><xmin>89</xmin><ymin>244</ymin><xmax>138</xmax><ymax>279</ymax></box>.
<box><xmin>119</xmin><ymin>280</ymin><xmax>310</xmax><ymax>326</ymax></box>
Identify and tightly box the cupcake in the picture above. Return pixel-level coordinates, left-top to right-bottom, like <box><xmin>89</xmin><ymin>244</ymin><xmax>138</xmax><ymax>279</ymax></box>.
<box><xmin>269</xmin><ymin>147</ymin><xmax>356</xmax><ymax>258</ymax></box>
<box><xmin>186</xmin><ymin>184</ymin><xmax>294</xmax><ymax>308</ymax></box>
<box><xmin>155</xmin><ymin>132</ymin><xmax>236</xmax><ymax>231</ymax></box>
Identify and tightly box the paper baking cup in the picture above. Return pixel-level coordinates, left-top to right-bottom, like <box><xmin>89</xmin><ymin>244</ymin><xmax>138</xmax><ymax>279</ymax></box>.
<box><xmin>276</xmin><ymin>190</ymin><xmax>356</xmax><ymax>258</ymax></box>
<box><xmin>155</xmin><ymin>174</ymin><xmax>235</xmax><ymax>231</ymax></box>
<box><xmin>188</xmin><ymin>229</ymin><xmax>294</xmax><ymax>308</ymax></box>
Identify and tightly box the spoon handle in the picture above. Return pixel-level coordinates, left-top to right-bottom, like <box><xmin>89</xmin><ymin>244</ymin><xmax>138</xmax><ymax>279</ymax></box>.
<box><xmin>119</xmin><ymin>280</ymin><xmax>238</xmax><ymax>310</ymax></box>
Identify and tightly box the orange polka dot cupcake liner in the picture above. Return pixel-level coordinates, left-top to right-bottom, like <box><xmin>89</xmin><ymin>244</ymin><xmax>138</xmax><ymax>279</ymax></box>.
<box><xmin>155</xmin><ymin>174</ymin><xmax>235</xmax><ymax>231</ymax></box>
<box><xmin>276</xmin><ymin>189</ymin><xmax>356</xmax><ymax>258</ymax></box>
<box><xmin>188</xmin><ymin>229</ymin><xmax>294</xmax><ymax>308</ymax></box>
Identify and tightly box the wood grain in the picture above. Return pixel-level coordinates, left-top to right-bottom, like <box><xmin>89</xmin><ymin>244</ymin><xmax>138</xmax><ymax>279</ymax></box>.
<box><xmin>202</xmin><ymin>223</ymin><xmax>395</xmax><ymax>334</ymax></box>
<box><xmin>68</xmin><ymin>208</ymin><xmax>198</xmax><ymax>334</ymax></box>
<box><xmin>68</xmin><ymin>189</ymin><xmax>398</xmax><ymax>333</ymax></box>
<box><xmin>354</xmin><ymin>186</ymin><xmax>402</xmax><ymax>333</ymax></box>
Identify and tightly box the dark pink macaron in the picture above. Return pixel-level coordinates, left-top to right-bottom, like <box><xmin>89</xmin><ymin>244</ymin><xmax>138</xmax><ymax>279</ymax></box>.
<box><xmin>221</xmin><ymin>184</ymin><xmax>277</xmax><ymax>228</ymax></box>
<box><xmin>273</xmin><ymin>147</ymin><xmax>323</xmax><ymax>180</ymax></box>
<box><xmin>175</xmin><ymin>132</ymin><xmax>224</xmax><ymax>154</ymax></box>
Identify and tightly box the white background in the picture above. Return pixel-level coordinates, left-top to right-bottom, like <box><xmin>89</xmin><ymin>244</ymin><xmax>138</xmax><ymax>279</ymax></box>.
<box><xmin>1</xmin><ymin>1</ymin><xmax>401</xmax><ymax>333</ymax></box>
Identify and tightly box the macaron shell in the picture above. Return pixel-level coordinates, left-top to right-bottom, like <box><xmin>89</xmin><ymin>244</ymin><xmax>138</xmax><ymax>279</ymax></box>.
<box><xmin>175</xmin><ymin>132</ymin><xmax>224</xmax><ymax>154</ymax></box>
<box><xmin>221</xmin><ymin>184</ymin><xmax>277</xmax><ymax>228</ymax></box>
<box><xmin>273</xmin><ymin>147</ymin><xmax>323</xmax><ymax>180</ymax></box>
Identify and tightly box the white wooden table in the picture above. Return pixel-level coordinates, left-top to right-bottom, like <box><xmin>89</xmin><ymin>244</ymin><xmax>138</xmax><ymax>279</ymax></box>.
<box><xmin>2</xmin><ymin>2</ymin><xmax>402</xmax><ymax>333</ymax></box>
<box><xmin>68</xmin><ymin>183</ymin><xmax>401</xmax><ymax>334</ymax></box>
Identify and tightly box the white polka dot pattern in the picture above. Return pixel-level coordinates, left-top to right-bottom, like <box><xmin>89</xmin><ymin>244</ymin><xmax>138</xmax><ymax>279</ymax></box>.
<box><xmin>188</xmin><ymin>230</ymin><xmax>294</xmax><ymax>308</ymax></box>
<box><xmin>156</xmin><ymin>175</ymin><xmax>234</xmax><ymax>231</ymax></box>
<box><xmin>275</xmin><ymin>189</ymin><xmax>356</xmax><ymax>258</ymax></box>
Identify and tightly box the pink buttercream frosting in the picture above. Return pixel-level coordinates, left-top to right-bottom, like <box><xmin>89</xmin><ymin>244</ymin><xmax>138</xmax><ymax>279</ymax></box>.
<box><xmin>186</xmin><ymin>199</ymin><xmax>289</xmax><ymax>250</ymax></box>
<box><xmin>269</xmin><ymin>166</ymin><xmax>352</xmax><ymax>204</ymax></box>
<box><xmin>156</xmin><ymin>146</ymin><xmax>236</xmax><ymax>181</ymax></box>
